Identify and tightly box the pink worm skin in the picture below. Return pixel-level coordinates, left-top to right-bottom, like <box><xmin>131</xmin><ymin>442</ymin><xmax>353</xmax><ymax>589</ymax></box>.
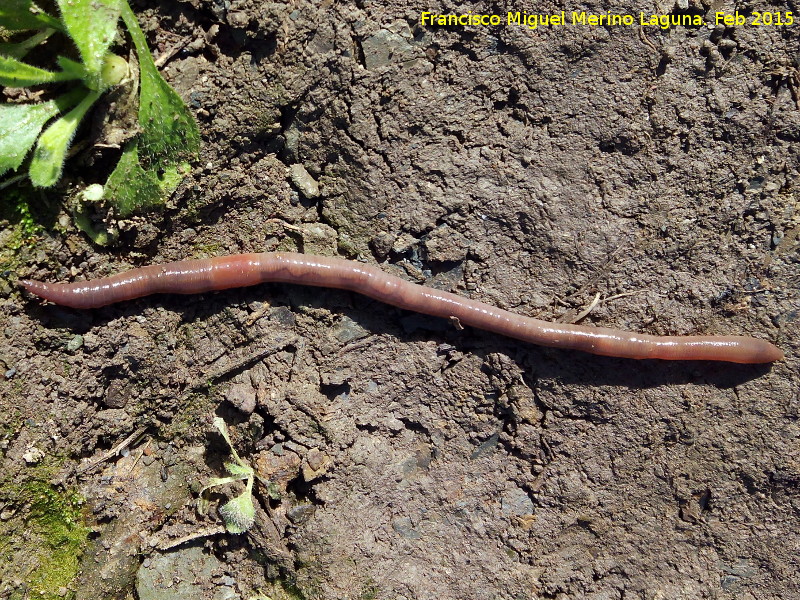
<box><xmin>19</xmin><ymin>252</ymin><xmax>784</xmax><ymax>364</ymax></box>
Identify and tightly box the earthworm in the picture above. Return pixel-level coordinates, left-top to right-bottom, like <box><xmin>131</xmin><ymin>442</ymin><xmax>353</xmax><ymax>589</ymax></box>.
<box><xmin>19</xmin><ymin>252</ymin><xmax>783</xmax><ymax>363</ymax></box>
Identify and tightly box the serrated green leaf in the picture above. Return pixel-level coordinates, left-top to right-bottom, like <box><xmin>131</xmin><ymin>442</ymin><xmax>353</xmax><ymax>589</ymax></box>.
<box><xmin>0</xmin><ymin>0</ymin><xmax>63</xmax><ymax>32</ymax></box>
<box><xmin>0</xmin><ymin>101</ymin><xmax>59</xmax><ymax>177</ymax></box>
<box><xmin>218</xmin><ymin>485</ymin><xmax>255</xmax><ymax>534</ymax></box>
<box><xmin>225</xmin><ymin>462</ymin><xmax>254</xmax><ymax>478</ymax></box>
<box><xmin>200</xmin><ymin>415</ymin><xmax>256</xmax><ymax>534</ymax></box>
<box><xmin>56</xmin><ymin>0</ymin><xmax>122</xmax><ymax>90</ymax></box>
<box><xmin>0</xmin><ymin>88</ymin><xmax>84</xmax><ymax>179</ymax></box>
<box><xmin>29</xmin><ymin>88</ymin><xmax>101</xmax><ymax>187</ymax></box>
<box><xmin>120</xmin><ymin>0</ymin><xmax>199</xmax><ymax>165</ymax></box>
<box><xmin>0</xmin><ymin>28</ymin><xmax>54</xmax><ymax>59</ymax></box>
<box><xmin>103</xmin><ymin>140</ymin><xmax>164</xmax><ymax>216</ymax></box>
<box><xmin>86</xmin><ymin>1</ymin><xmax>200</xmax><ymax>217</ymax></box>
<box><xmin>0</xmin><ymin>54</ymin><xmax>78</xmax><ymax>87</ymax></box>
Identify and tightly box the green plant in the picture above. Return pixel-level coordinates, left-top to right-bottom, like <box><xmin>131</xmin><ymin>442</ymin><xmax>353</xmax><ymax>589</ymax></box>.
<box><xmin>199</xmin><ymin>416</ymin><xmax>257</xmax><ymax>534</ymax></box>
<box><xmin>0</xmin><ymin>186</ymin><xmax>43</xmax><ymax>252</ymax></box>
<box><xmin>0</xmin><ymin>472</ymin><xmax>90</xmax><ymax>600</ymax></box>
<box><xmin>0</xmin><ymin>0</ymin><xmax>199</xmax><ymax>224</ymax></box>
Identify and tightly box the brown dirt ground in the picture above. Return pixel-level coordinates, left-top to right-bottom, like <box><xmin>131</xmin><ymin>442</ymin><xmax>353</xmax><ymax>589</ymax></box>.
<box><xmin>1</xmin><ymin>0</ymin><xmax>799</xmax><ymax>599</ymax></box>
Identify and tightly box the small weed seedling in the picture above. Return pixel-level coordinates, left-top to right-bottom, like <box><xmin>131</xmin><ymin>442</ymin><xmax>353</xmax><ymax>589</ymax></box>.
<box><xmin>199</xmin><ymin>417</ymin><xmax>257</xmax><ymax>534</ymax></box>
<box><xmin>0</xmin><ymin>0</ymin><xmax>199</xmax><ymax>230</ymax></box>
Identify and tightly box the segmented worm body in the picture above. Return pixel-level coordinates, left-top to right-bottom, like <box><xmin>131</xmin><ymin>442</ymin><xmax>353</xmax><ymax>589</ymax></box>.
<box><xmin>19</xmin><ymin>252</ymin><xmax>783</xmax><ymax>363</ymax></box>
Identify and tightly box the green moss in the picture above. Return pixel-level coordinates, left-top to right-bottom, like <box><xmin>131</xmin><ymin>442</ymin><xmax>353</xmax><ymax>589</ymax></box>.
<box><xmin>191</xmin><ymin>242</ymin><xmax>225</xmax><ymax>257</ymax></box>
<box><xmin>359</xmin><ymin>584</ymin><xmax>380</xmax><ymax>600</ymax></box>
<box><xmin>0</xmin><ymin>188</ymin><xmax>43</xmax><ymax>257</ymax></box>
<box><xmin>0</xmin><ymin>475</ymin><xmax>90</xmax><ymax>600</ymax></box>
<box><xmin>0</xmin><ymin>405</ymin><xmax>22</xmax><ymax>458</ymax></box>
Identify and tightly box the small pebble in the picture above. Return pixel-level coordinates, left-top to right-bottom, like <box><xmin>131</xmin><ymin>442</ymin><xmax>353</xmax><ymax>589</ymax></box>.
<box><xmin>66</xmin><ymin>335</ymin><xmax>84</xmax><ymax>352</ymax></box>
<box><xmin>289</xmin><ymin>164</ymin><xmax>320</xmax><ymax>199</ymax></box>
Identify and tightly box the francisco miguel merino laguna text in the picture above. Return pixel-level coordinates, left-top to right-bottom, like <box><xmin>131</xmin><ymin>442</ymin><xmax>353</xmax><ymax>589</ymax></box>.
<box><xmin>420</xmin><ymin>11</ymin><xmax>769</xmax><ymax>30</ymax></box>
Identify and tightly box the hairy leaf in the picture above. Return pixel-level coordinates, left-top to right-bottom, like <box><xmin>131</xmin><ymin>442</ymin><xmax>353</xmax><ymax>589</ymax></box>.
<box><xmin>225</xmin><ymin>462</ymin><xmax>254</xmax><ymax>478</ymax></box>
<box><xmin>0</xmin><ymin>101</ymin><xmax>59</xmax><ymax>176</ymax></box>
<box><xmin>56</xmin><ymin>0</ymin><xmax>122</xmax><ymax>90</ymax></box>
<box><xmin>29</xmin><ymin>89</ymin><xmax>101</xmax><ymax>187</ymax></box>
<box><xmin>83</xmin><ymin>2</ymin><xmax>200</xmax><ymax>217</ymax></box>
<box><xmin>0</xmin><ymin>0</ymin><xmax>63</xmax><ymax>32</ymax></box>
<box><xmin>0</xmin><ymin>29</ymin><xmax>54</xmax><ymax>60</ymax></box>
<box><xmin>0</xmin><ymin>54</ymin><xmax>77</xmax><ymax>87</ymax></box>
<box><xmin>103</xmin><ymin>140</ymin><xmax>163</xmax><ymax>216</ymax></box>
<box><xmin>56</xmin><ymin>56</ymin><xmax>89</xmax><ymax>80</ymax></box>
<box><xmin>120</xmin><ymin>1</ymin><xmax>199</xmax><ymax>165</ymax></box>
<box><xmin>219</xmin><ymin>486</ymin><xmax>256</xmax><ymax>534</ymax></box>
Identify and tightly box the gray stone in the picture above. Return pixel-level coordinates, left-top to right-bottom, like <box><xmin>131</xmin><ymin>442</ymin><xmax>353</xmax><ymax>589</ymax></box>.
<box><xmin>500</xmin><ymin>487</ymin><xmax>534</xmax><ymax>517</ymax></box>
<box><xmin>136</xmin><ymin>545</ymin><xmax>223</xmax><ymax>600</ymax></box>
<box><xmin>289</xmin><ymin>163</ymin><xmax>320</xmax><ymax>199</ymax></box>
<box><xmin>361</xmin><ymin>29</ymin><xmax>415</xmax><ymax>70</ymax></box>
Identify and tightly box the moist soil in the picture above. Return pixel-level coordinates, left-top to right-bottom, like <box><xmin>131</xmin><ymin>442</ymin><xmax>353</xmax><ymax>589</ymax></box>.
<box><xmin>1</xmin><ymin>1</ymin><xmax>799</xmax><ymax>599</ymax></box>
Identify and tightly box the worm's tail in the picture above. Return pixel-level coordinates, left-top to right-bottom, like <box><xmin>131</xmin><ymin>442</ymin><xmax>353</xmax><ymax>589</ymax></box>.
<box><xmin>19</xmin><ymin>279</ymin><xmax>96</xmax><ymax>309</ymax></box>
